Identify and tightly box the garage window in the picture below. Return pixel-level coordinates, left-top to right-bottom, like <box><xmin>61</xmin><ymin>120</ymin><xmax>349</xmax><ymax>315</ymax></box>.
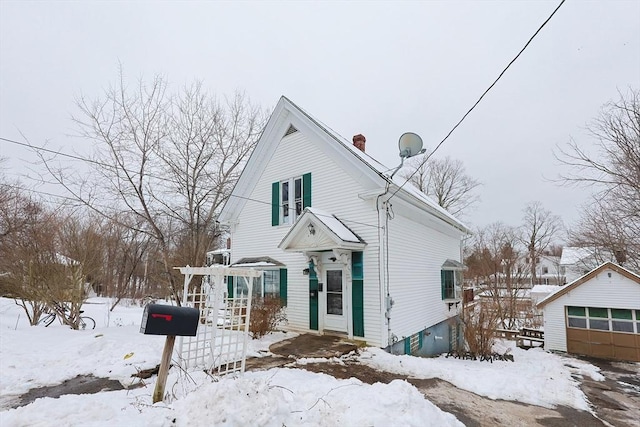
<box><xmin>567</xmin><ymin>306</ymin><xmax>638</xmax><ymax>333</ymax></box>
<box><xmin>567</xmin><ymin>306</ymin><xmax>587</xmax><ymax>328</ymax></box>
<box><xmin>611</xmin><ymin>309</ymin><xmax>634</xmax><ymax>333</ymax></box>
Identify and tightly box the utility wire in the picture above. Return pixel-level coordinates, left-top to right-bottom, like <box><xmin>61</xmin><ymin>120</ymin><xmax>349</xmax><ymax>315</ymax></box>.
<box><xmin>2</xmin><ymin>182</ymin><xmax>84</xmax><ymax>204</ymax></box>
<box><xmin>2</xmin><ymin>137</ymin><xmax>382</xmax><ymax>229</ymax></box>
<box><xmin>389</xmin><ymin>0</ymin><xmax>566</xmax><ymax>201</ymax></box>
<box><xmin>1</xmin><ymin>136</ymin><xmax>112</xmax><ymax>169</ymax></box>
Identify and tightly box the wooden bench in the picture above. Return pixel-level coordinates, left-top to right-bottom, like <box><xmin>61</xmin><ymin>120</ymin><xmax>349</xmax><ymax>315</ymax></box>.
<box><xmin>517</xmin><ymin>328</ymin><xmax>544</xmax><ymax>349</ymax></box>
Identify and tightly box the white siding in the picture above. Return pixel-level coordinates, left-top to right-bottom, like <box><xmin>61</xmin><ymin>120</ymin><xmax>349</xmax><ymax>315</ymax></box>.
<box><xmin>543</xmin><ymin>268</ymin><xmax>640</xmax><ymax>352</ymax></box>
<box><xmin>231</xmin><ymin>132</ymin><xmax>384</xmax><ymax>346</ymax></box>
<box><xmin>542</xmin><ymin>304</ymin><xmax>568</xmax><ymax>351</ymax></box>
<box><xmin>385</xmin><ymin>211</ymin><xmax>463</xmax><ymax>340</ymax></box>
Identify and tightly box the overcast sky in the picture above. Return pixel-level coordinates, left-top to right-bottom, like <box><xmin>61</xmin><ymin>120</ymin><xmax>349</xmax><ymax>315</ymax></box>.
<box><xmin>1</xmin><ymin>1</ymin><xmax>639</xmax><ymax>235</ymax></box>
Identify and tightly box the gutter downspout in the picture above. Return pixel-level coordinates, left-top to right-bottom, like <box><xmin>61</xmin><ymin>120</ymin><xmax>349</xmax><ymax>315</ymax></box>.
<box><xmin>376</xmin><ymin>181</ymin><xmax>394</xmax><ymax>349</ymax></box>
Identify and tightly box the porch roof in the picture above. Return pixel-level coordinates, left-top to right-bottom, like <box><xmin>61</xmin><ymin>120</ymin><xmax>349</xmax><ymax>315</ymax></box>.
<box><xmin>278</xmin><ymin>207</ymin><xmax>366</xmax><ymax>252</ymax></box>
<box><xmin>231</xmin><ymin>256</ymin><xmax>286</xmax><ymax>268</ymax></box>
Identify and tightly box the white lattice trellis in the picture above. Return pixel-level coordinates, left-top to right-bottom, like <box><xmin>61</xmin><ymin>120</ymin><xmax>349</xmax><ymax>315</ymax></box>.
<box><xmin>174</xmin><ymin>266</ymin><xmax>261</xmax><ymax>376</ymax></box>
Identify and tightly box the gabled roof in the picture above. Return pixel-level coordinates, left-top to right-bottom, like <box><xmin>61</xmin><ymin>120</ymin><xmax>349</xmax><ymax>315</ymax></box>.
<box><xmin>537</xmin><ymin>262</ymin><xmax>640</xmax><ymax>308</ymax></box>
<box><xmin>442</xmin><ymin>259</ymin><xmax>466</xmax><ymax>270</ymax></box>
<box><xmin>218</xmin><ymin>96</ymin><xmax>470</xmax><ymax>234</ymax></box>
<box><xmin>279</xmin><ymin>207</ymin><xmax>366</xmax><ymax>252</ymax></box>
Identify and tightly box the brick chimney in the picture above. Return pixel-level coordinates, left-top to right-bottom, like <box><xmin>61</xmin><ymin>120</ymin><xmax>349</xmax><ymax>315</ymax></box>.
<box><xmin>353</xmin><ymin>134</ymin><xmax>366</xmax><ymax>152</ymax></box>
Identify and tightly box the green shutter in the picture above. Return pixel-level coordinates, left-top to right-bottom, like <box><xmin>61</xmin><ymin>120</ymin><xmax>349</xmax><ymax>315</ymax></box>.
<box><xmin>352</xmin><ymin>251</ymin><xmax>364</xmax><ymax>337</ymax></box>
<box><xmin>272</xmin><ymin>182</ymin><xmax>280</xmax><ymax>226</ymax></box>
<box><xmin>227</xmin><ymin>276</ymin><xmax>234</xmax><ymax>298</ymax></box>
<box><xmin>441</xmin><ymin>270</ymin><xmax>445</xmax><ymax>300</ymax></box>
<box><xmin>302</xmin><ymin>173</ymin><xmax>312</xmax><ymax>209</ymax></box>
<box><xmin>418</xmin><ymin>330</ymin><xmax>423</xmax><ymax>349</ymax></box>
<box><xmin>309</xmin><ymin>263</ymin><xmax>318</xmax><ymax>330</ymax></box>
<box><xmin>279</xmin><ymin>268</ymin><xmax>288</xmax><ymax>306</ymax></box>
<box><xmin>404</xmin><ymin>337</ymin><xmax>411</xmax><ymax>355</ymax></box>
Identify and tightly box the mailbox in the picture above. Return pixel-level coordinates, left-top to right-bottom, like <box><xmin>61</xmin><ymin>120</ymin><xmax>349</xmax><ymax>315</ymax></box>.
<box><xmin>140</xmin><ymin>304</ymin><xmax>199</xmax><ymax>336</ymax></box>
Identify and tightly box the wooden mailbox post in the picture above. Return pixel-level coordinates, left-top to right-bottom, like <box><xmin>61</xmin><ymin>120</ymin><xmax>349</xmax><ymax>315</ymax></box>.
<box><xmin>140</xmin><ymin>304</ymin><xmax>199</xmax><ymax>403</ymax></box>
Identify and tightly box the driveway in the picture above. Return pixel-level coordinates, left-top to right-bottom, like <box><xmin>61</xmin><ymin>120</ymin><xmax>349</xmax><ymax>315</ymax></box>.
<box><xmin>574</xmin><ymin>355</ymin><xmax>640</xmax><ymax>427</ymax></box>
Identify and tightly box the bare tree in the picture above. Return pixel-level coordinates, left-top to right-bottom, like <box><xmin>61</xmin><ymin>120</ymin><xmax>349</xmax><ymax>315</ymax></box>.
<box><xmin>40</xmin><ymin>70</ymin><xmax>268</xmax><ymax>303</ymax></box>
<box><xmin>520</xmin><ymin>201</ymin><xmax>563</xmax><ymax>285</ymax></box>
<box><xmin>0</xmin><ymin>184</ymin><xmax>52</xmax><ymax>324</ymax></box>
<box><xmin>465</xmin><ymin>222</ymin><xmax>529</xmax><ymax>330</ymax></box>
<box><xmin>401</xmin><ymin>155</ymin><xmax>480</xmax><ymax>217</ymax></box>
<box><xmin>556</xmin><ymin>88</ymin><xmax>640</xmax><ymax>272</ymax></box>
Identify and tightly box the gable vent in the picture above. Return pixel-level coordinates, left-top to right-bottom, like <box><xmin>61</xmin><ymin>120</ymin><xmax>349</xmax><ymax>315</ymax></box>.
<box><xmin>284</xmin><ymin>125</ymin><xmax>298</xmax><ymax>137</ymax></box>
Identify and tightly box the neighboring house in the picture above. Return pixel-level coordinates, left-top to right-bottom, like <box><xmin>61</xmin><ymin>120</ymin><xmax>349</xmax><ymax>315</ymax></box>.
<box><xmin>537</xmin><ymin>262</ymin><xmax>640</xmax><ymax>362</ymax></box>
<box><xmin>530</xmin><ymin>284</ymin><xmax>562</xmax><ymax>327</ymax></box>
<box><xmin>218</xmin><ymin>96</ymin><xmax>471</xmax><ymax>356</ymax></box>
<box><xmin>528</xmin><ymin>255</ymin><xmax>564</xmax><ymax>286</ymax></box>
<box><xmin>560</xmin><ymin>247</ymin><xmax>600</xmax><ymax>284</ymax></box>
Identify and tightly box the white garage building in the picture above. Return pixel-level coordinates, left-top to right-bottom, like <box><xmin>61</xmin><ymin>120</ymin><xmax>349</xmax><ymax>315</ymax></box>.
<box><xmin>537</xmin><ymin>262</ymin><xmax>640</xmax><ymax>362</ymax></box>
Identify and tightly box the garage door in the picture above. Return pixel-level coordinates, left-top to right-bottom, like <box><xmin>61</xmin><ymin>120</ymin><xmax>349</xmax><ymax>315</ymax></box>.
<box><xmin>566</xmin><ymin>306</ymin><xmax>640</xmax><ymax>362</ymax></box>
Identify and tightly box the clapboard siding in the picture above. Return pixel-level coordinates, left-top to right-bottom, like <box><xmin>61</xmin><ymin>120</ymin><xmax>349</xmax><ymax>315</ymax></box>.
<box><xmin>231</xmin><ymin>132</ymin><xmax>384</xmax><ymax>346</ymax></box>
<box><xmin>386</xmin><ymin>212</ymin><xmax>462</xmax><ymax>339</ymax></box>
<box><xmin>543</xmin><ymin>268</ymin><xmax>640</xmax><ymax>352</ymax></box>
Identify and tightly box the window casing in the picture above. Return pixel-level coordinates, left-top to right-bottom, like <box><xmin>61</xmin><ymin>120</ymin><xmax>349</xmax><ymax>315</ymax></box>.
<box><xmin>235</xmin><ymin>270</ymin><xmax>281</xmax><ymax>299</ymax></box>
<box><xmin>281</xmin><ymin>176</ymin><xmax>303</xmax><ymax>225</ymax></box>
<box><xmin>272</xmin><ymin>173</ymin><xmax>311</xmax><ymax>227</ymax></box>
<box><xmin>441</xmin><ymin>269</ymin><xmax>462</xmax><ymax>300</ymax></box>
<box><xmin>566</xmin><ymin>306</ymin><xmax>638</xmax><ymax>334</ymax></box>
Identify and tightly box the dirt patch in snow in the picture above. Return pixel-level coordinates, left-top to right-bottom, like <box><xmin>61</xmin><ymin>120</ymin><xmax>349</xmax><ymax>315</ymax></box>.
<box><xmin>575</xmin><ymin>356</ymin><xmax>640</xmax><ymax>427</ymax></box>
<box><xmin>292</xmin><ymin>361</ymin><xmax>605</xmax><ymax>427</ymax></box>
<box><xmin>8</xmin><ymin>375</ymin><xmax>125</xmax><ymax>409</ymax></box>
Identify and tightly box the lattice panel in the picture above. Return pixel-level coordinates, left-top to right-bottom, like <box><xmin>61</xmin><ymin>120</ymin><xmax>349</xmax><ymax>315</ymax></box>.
<box><xmin>176</xmin><ymin>267</ymin><xmax>257</xmax><ymax>378</ymax></box>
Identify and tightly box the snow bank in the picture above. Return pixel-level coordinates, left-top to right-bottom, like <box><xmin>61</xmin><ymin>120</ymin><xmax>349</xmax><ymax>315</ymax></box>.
<box><xmin>359</xmin><ymin>341</ymin><xmax>597</xmax><ymax>410</ymax></box>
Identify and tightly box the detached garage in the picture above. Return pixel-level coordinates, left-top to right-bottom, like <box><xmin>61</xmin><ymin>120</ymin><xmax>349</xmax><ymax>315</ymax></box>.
<box><xmin>537</xmin><ymin>262</ymin><xmax>640</xmax><ymax>362</ymax></box>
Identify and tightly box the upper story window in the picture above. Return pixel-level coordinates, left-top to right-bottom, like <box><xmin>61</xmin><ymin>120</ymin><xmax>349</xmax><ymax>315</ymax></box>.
<box><xmin>281</xmin><ymin>176</ymin><xmax>303</xmax><ymax>224</ymax></box>
<box><xmin>272</xmin><ymin>173</ymin><xmax>311</xmax><ymax>226</ymax></box>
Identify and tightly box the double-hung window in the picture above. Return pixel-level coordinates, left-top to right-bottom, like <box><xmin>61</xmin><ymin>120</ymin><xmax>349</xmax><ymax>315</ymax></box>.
<box><xmin>281</xmin><ymin>177</ymin><xmax>303</xmax><ymax>225</ymax></box>
<box><xmin>272</xmin><ymin>173</ymin><xmax>311</xmax><ymax>226</ymax></box>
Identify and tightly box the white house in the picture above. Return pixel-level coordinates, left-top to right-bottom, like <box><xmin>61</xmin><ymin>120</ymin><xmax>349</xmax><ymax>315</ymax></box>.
<box><xmin>537</xmin><ymin>262</ymin><xmax>640</xmax><ymax>362</ymax></box>
<box><xmin>559</xmin><ymin>246</ymin><xmax>631</xmax><ymax>284</ymax></box>
<box><xmin>218</xmin><ymin>97</ymin><xmax>471</xmax><ymax>356</ymax></box>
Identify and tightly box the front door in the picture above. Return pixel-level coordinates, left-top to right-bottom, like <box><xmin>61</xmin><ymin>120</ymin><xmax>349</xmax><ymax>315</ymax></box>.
<box><xmin>323</xmin><ymin>268</ymin><xmax>347</xmax><ymax>332</ymax></box>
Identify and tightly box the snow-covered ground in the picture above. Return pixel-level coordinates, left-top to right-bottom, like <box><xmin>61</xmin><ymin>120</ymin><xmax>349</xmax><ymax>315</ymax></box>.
<box><xmin>0</xmin><ymin>297</ymin><xmax>603</xmax><ymax>426</ymax></box>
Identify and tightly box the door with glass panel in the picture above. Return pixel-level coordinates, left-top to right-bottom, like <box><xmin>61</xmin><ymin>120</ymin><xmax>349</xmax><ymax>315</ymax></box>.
<box><xmin>323</xmin><ymin>268</ymin><xmax>347</xmax><ymax>332</ymax></box>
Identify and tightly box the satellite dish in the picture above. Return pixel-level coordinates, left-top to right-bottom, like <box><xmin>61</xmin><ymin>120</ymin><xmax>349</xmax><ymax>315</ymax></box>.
<box><xmin>398</xmin><ymin>132</ymin><xmax>424</xmax><ymax>158</ymax></box>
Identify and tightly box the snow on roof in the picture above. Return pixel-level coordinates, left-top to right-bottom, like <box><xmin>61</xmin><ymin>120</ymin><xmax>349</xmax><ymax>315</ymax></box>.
<box><xmin>232</xmin><ymin>262</ymin><xmax>275</xmax><ymax>268</ymax></box>
<box><xmin>285</xmin><ymin>97</ymin><xmax>470</xmax><ymax>234</ymax></box>
<box><xmin>560</xmin><ymin>247</ymin><xmax>594</xmax><ymax>265</ymax></box>
<box><xmin>306</xmin><ymin>207</ymin><xmax>364</xmax><ymax>243</ymax></box>
<box><xmin>531</xmin><ymin>285</ymin><xmax>562</xmax><ymax>294</ymax></box>
<box><xmin>231</xmin><ymin>256</ymin><xmax>285</xmax><ymax>268</ymax></box>
<box><xmin>286</xmin><ymin>97</ymin><xmax>392</xmax><ymax>174</ymax></box>
<box><xmin>207</xmin><ymin>248</ymin><xmax>230</xmax><ymax>255</ymax></box>
<box><xmin>442</xmin><ymin>259</ymin><xmax>466</xmax><ymax>269</ymax></box>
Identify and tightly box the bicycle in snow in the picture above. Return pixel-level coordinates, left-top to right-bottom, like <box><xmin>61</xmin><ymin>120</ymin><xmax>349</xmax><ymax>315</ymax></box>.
<box><xmin>37</xmin><ymin>302</ymin><xmax>96</xmax><ymax>330</ymax></box>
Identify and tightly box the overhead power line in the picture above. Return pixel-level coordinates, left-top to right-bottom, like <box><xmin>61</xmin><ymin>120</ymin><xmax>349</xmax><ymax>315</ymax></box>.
<box><xmin>0</xmin><ymin>136</ymin><xmax>110</xmax><ymax>168</ymax></box>
<box><xmin>389</xmin><ymin>0</ymin><xmax>566</xmax><ymax>200</ymax></box>
<box><xmin>2</xmin><ymin>137</ymin><xmax>382</xmax><ymax>230</ymax></box>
